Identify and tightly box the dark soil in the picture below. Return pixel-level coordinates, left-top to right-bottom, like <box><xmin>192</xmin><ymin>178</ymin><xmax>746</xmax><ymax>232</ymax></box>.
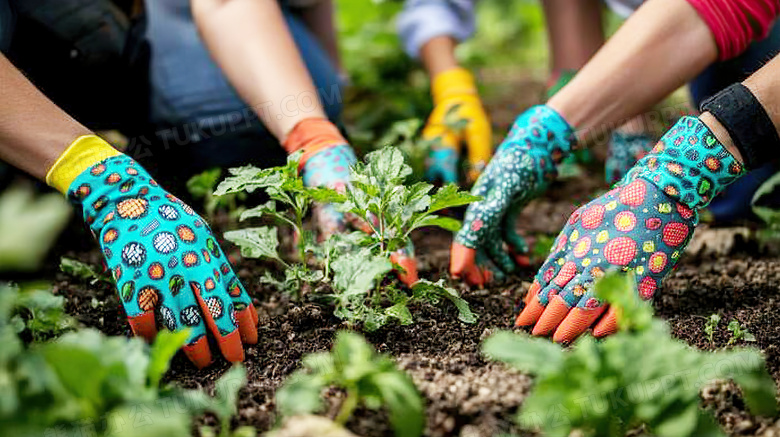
<box><xmin>48</xmin><ymin>82</ymin><xmax>780</xmax><ymax>436</ymax></box>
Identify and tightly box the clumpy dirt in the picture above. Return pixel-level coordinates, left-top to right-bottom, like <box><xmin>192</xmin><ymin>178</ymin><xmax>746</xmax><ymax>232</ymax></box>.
<box><xmin>47</xmin><ymin>80</ymin><xmax>780</xmax><ymax>436</ymax></box>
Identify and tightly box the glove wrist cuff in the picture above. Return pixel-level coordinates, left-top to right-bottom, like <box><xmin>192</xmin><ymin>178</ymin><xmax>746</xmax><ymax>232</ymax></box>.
<box><xmin>45</xmin><ymin>135</ymin><xmax>122</xmax><ymax>194</ymax></box>
<box><xmin>282</xmin><ymin>118</ymin><xmax>348</xmax><ymax>169</ymax></box>
<box><xmin>628</xmin><ymin>116</ymin><xmax>746</xmax><ymax>211</ymax></box>
<box><xmin>431</xmin><ymin>67</ymin><xmax>478</xmax><ymax>104</ymax></box>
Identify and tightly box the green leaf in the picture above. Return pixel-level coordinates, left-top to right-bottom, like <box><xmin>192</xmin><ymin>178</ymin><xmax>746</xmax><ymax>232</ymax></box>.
<box><xmin>59</xmin><ymin>257</ymin><xmax>110</xmax><ymax>284</ymax></box>
<box><xmin>186</xmin><ymin>168</ymin><xmax>222</xmax><ymax>198</ymax></box>
<box><xmin>147</xmin><ymin>329</ymin><xmax>189</xmax><ymax>388</ymax></box>
<box><xmin>412</xmin><ymin>279</ymin><xmax>477</xmax><ymax>324</ymax></box>
<box><xmin>482</xmin><ymin>330</ymin><xmax>565</xmax><ymax>376</ymax></box>
<box><xmin>239</xmin><ymin>200</ymin><xmax>278</xmax><ymax>222</ymax></box>
<box><xmin>371</xmin><ymin>371</ymin><xmax>424</xmax><ymax>437</ymax></box>
<box><xmin>0</xmin><ymin>184</ymin><xmax>72</xmax><ymax>272</ymax></box>
<box><xmin>411</xmin><ymin>215</ymin><xmax>462</xmax><ymax>232</ymax></box>
<box><xmin>214</xmin><ymin>165</ymin><xmax>266</xmax><ymax>195</ymax></box>
<box><xmin>385</xmin><ymin>302</ymin><xmax>413</xmax><ymax>326</ymax></box>
<box><xmin>594</xmin><ymin>272</ymin><xmax>653</xmax><ymax>332</ymax></box>
<box><xmin>428</xmin><ymin>183</ymin><xmax>482</xmax><ymax>213</ymax></box>
<box><xmin>276</xmin><ymin>373</ymin><xmax>327</xmax><ymax>417</ymax></box>
<box><xmin>752</xmin><ymin>171</ymin><xmax>780</xmax><ymax>228</ymax></box>
<box><xmin>212</xmin><ymin>365</ymin><xmax>247</xmax><ymax>423</ymax></box>
<box><xmin>223</xmin><ymin>227</ymin><xmax>283</xmax><ymax>263</ymax></box>
<box><xmin>727</xmin><ymin>350</ymin><xmax>778</xmax><ymax>417</ymax></box>
<box><xmin>331</xmin><ymin>251</ymin><xmax>392</xmax><ymax>297</ymax></box>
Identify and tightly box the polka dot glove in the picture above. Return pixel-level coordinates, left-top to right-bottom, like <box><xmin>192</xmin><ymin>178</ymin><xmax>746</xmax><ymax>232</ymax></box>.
<box><xmin>70</xmin><ymin>155</ymin><xmax>258</xmax><ymax>368</ymax></box>
<box><xmin>516</xmin><ymin>116</ymin><xmax>745</xmax><ymax>342</ymax></box>
<box><xmin>450</xmin><ymin>105</ymin><xmax>576</xmax><ymax>287</ymax></box>
<box><xmin>605</xmin><ymin>131</ymin><xmax>655</xmax><ymax>185</ymax></box>
<box><xmin>302</xmin><ymin>144</ymin><xmax>358</xmax><ymax>238</ymax></box>
<box><xmin>425</xmin><ymin>147</ymin><xmax>459</xmax><ymax>185</ymax></box>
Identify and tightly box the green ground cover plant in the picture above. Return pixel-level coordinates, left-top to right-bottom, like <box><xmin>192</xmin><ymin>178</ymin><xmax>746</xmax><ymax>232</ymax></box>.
<box><xmin>483</xmin><ymin>273</ymin><xmax>778</xmax><ymax>437</ymax></box>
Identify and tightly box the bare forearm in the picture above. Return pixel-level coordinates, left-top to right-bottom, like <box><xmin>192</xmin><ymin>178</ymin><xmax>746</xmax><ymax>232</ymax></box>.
<box><xmin>542</xmin><ymin>0</ymin><xmax>605</xmax><ymax>72</ymax></box>
<box><xmin>0</xmin><ymin>54</ymin><xmax>90</xmax><ymax>180</ymax></box>
<box><xmin>420</xmin><ymin>35</ymin><xmax>459</xmax><ymax>77</ymax></box>
<box><xmin>548</xmin><ymin>0</ymin><xmax>717</xmax><ymax>140</ymax></box>
<box><xmin>191</xmin><ymin>0</ymin><xmax>327</xmax><ymax>141</ymax></box>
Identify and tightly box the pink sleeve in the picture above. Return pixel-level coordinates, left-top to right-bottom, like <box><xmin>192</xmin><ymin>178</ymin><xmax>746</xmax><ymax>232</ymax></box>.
<box><xmin>686</xmin><ymin>0</ymin><xmax>780</xmax><ymax>61</ymax></box>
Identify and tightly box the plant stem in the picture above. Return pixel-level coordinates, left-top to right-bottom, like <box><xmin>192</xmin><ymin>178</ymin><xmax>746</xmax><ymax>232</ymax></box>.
<box><xmin>335</xmin><ymin>389</ymin><xmax>359</xmax><ymax>425</ymax></box>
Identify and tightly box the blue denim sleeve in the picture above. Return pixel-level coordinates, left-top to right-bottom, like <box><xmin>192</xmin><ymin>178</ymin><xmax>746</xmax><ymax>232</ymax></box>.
<box><xmin>396</xmin><ymin>0</ymin><xmax>475</xmax><ymax>59</ymax></box>
<box><xmin>0</xmin><ymin>0</ymin><xmax>14</xmax><ymax>52</ymax></box>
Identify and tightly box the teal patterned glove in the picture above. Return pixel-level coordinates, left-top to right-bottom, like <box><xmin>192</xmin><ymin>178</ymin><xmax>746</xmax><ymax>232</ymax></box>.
<box><xmin>516</xmin><ymin>116</ymin><xmax>746</xmax><ymax>343</ymax></box>
<box><xmin>606</xmin><ymin>131</ymin><xmax>655</xmax><ymax>184</ymax></box>
<box><xmin>302</xmin><ymin>144</ymin><xmax>358</xmax><ymax>238</ymax></box>
<box><xmin>70</xmin><ymin>155</ymin><xmax>258</xmax><ymax>368</ymax></box>
<box><xmin>450</xmin><ymin>105</ymin><xmax>576</xmax><ymax>286</ymax></box>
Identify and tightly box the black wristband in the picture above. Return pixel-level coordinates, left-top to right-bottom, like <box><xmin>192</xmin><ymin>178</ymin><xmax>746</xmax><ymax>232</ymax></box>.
<box><xmin>700</xmin><ymin>83</ymin><xmax>780</xmax><ymax>170</ymax></box>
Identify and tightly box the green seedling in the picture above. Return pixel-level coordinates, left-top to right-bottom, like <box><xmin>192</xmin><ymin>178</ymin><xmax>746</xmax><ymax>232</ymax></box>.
<box><xmin>483</xmin><ymin>273</ymin><xmax>778</xmax><ymax>437</ymax></box>
<box><xmin>704</xmin><ymin>313</ymin><xmax>721</xmax><ymax>344</ymax></box>
<box><xmin>276</xmin><ymin>331</ymin><xmax>424</xmax><ymax>437</ymax></box>
<box><xmin>727</xmin><ymin>319</ymin><xmax>756</xmax><ymax>345</ymax></box>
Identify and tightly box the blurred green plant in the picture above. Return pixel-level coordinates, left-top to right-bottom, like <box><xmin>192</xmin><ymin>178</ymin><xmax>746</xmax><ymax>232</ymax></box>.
<box><xmin>0</xmin><ymin>183</ymin><xmax>71</xmax><ymax>272</ymax></box>
<box><xmin>0</xmin><ymin>281</ymin><xmax>256</xmax><ymax>437</ymax></box>
<box><xmin>276</xmin><ymin>331</ymin><xmax>424</xmax><ymax>437</ymax></box>
<box><xmin>187</xmin><ymin>168</ymin><xmax>245</xmax><ymax>223</ymax></box>
<box><xmin>483</xmin><ymin>273</ymin><xmax>778</xmax><ymax>437</ymax></box>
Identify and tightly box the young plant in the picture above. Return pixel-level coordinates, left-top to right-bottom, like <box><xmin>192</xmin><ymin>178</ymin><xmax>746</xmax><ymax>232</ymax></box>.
<box><xmin>704</xmin><ymin>313</ymin><xmax>721</xmax><ymax>344</ymax></box>
<box><xmin>187</xmin><ymin>168</ymin><xmax>244</xmax><ymax>222</ymax></box>
<box><xmin>727</xmin><ymin>319</ymin><xmax>756</xmax><ymax>345</ymax></box>
<box><xmin>0</xmin><ymin>281</ymin><xmax>257</xmax><ymax>437</ymax></box>
<box><xmin>215</xmin><ymin>152</ymin><xmax>328</xmax><ymax>286</ymax></box>
<box><xmin>328</xmin><ymin>146</ymin><xmax>480</xmax><ymax>257</ymax></box>
<box><xmin>276</xmin><ymin>331</ymin><xmax>424</xmax><ymax>437</ymax></box>
<box><xmin>197</xmin><ymin>366</ymin><xmax>257</xmax><ymax>437</ymax></box>
<box><xmin>483</xmin><ymin>273</ymin><xmax>778</xmax><ymax>437</ymax></box>
<box><xmin>60</xmin><ymin>256</ymin><xmax>113</xmax><ymax>285</ymax></box>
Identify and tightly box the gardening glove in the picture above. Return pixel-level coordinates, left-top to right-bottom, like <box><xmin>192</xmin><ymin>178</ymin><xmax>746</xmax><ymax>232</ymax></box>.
<box><xmin>47</xmin><ymin>135</ymin><xmax>259</xmax><ymax>368</ymax></box>
<box><xmin>515</xmin><ymin>116</ymin><xmax>746</xmax><ymax>343</ymax></box>
<box><xmin>605</xmin><ymin>131</ymin><xmax>655</xmax><ymax>184</ymax></box>
<box><xmin>546</xmin><ymin>69</ymin><xmax>594</xmax><ymax>173</ymax></box>
<box><xmin>450</xmin><ymin>105</ymin><xmax>576</xmax><ymax>287</ymax></box>
<box><xmin>423</xmin><ymin>68</ymin><xmax>492</xmax><ymax>185</ymax></box>
<box><xmin>285</xmin><ymin>118</ymin><xmax>361</xmax><ymax>238</ymax></box>
<box><xmin>287</xmin><ymin>118</ymin><xmax>420</xmax><ymax>286</ymax></box>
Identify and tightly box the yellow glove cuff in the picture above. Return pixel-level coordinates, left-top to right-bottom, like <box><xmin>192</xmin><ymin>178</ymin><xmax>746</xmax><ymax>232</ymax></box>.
<box><xmin>45</xmin><ymin>135</ymin><xmax>122</xmax><ymax>194</ymax></box>
<box><xmin>431</xmin><ymin>67</ymin><xmax>478</xmax><ymax>104</ymax></box>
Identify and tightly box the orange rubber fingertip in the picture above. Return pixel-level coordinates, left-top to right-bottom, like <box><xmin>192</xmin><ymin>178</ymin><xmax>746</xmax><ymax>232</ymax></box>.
<box><xmin>128</xmin><ymin>312</ymin><xmax>158</xmax><ymax>343</ymax></box>
<box><xmin>514</xmin><ymin>296</ymin><xmax>546</xmax><ymax>327</ymax></box>
<box><xmin>390</xmin><ymin>254</ymin><xmax>419</xmax><ymax>286</ymax></box>
<box><xmin>524</xmin><ymin>280</ymin><xmax>541</xmax><ymax>305</ymax></box>
<box><xmin>237</xmin><ymin>306</ymin><xmax>259</xmax><ymax>345</ymax></box>
<box><xmin>514</xmin><ymin>254</ymin><xmax>531</xmax><ymax>268</ymax></box>
<box><xmin>450</xmin><ymin>244</ymin><xmax>476</xmax><ymax>274</ymax></box>
<box><xmin>217</xmin><ymin>329</ymin><xmax>245</xmax><ymax>363</ymax></box>
<box><xmin>531</xmin><ymin>296</ymin><xmax>571</xmax><ymax>336</ymax></box>
<box><xmin>592</xmin><ymin>307</ymin><xmax>620</xmax><ymax>338</ymax></box>
<box><xmin>183</xmin><ymin>336</ymin><xmax>214</xmax><ymax>369</ymax></box>
<box><xmin>552</xmin><ymin>306</ymin><xmax>607</xmax><ymax>344</ymax></box>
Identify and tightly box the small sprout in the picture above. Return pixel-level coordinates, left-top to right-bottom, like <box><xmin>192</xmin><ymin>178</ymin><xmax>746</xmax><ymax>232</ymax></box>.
<box><xmin>727</xmin><ymin>319</ymin><xmax>756</xmax><ymax>345</ymax></box>
<box><xmin>704</xmin><ymin>313</ymin><xmax>721</xmax><ymax>344</ymax></box>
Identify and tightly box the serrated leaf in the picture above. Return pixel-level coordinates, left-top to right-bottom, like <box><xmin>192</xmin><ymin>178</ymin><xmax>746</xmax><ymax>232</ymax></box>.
<box><xmin>385</xmin><ymin>303</ymin><xmax>413</xmax><ymax>326</ymax></box>
<box><xmin>223</xmin><ymin>227</ymin><xmax>282</xmax><ymax>263</ymax></box>
<box><xmin>428</xmin><ymin>183</ymin><xmax>482</xmax><ymax>213</ymax></box>
<box><xmin>239</xmin><ymin>200</ymin><xmax>278</xmax><ymax>221</ymax></box>
<box><xmin>332</xmin><ymin>252</ymin><xmax>392</xmax><ymax>297</ymax></box>
<box><xmin>412</xmin><ymin>279</ymin><xmax>477</xmax><ymax>324</ymax></box>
